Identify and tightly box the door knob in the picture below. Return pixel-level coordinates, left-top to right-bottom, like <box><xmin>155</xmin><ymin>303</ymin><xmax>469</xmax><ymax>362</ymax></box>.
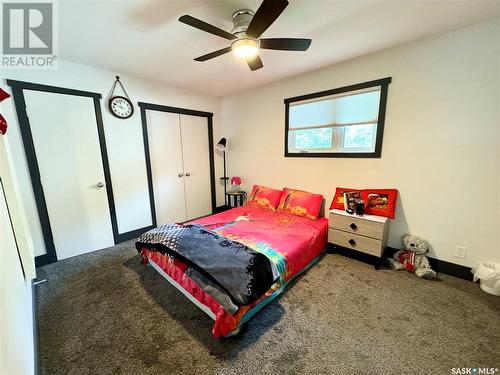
<box><xmin>96</xmin><ymin>182</ymin><xmax>105</xmax><ymax>188</ymax></box>
<box><xmin>185</xmin><ymin>172</ymin><xmax>191</xmax><ymax>177</ymax></box>
<box><xmin>178</xmin><ymin>173</ymin><xmax>184</xmax><ymax>177</ymax></box>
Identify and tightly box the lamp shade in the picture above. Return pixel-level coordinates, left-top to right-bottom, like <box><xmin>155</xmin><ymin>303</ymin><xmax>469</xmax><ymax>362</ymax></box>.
<box><xmin>217</xmin><ymin>137</ymin><xmax>227</xmax><ymax>151</ymax></box>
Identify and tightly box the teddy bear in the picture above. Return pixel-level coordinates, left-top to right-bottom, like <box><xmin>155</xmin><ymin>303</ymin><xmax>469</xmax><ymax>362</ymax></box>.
<box><xmin>386</xmin><ymin>234</ymin><xmax>437</xmax><ymax>279</ymax></box>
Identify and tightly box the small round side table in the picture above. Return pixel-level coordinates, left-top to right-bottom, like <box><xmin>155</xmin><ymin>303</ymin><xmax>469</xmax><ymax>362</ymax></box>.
<box><xmin>226</xmin><ymin>191</ymin><xmax>246</xmax><ymax>207</ymax></box>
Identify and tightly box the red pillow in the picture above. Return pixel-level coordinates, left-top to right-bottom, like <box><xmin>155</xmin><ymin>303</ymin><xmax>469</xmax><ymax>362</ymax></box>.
<box><xmin>329</xmin><ymin>187</ymin><xmax>363</xmax><ymax>210</ymax></box>
<box><xmin>277</xmin><ymin>188</ymin><xmax>323</xmax><ymax>220</ymax></box>
<box><xmin>362</xmin><ymin>189</ymin><xmax>398</xmax><ymax>219</ymax></box>
<box><xmin>246</xmin><ymin>185</ymin><xmax>283</xmax><ymax>211</ymax></box>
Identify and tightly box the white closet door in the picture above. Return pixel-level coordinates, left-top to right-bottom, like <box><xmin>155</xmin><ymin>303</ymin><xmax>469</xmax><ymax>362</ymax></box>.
<box><xmin>24</xmin><ymin>90</ymin><xmax>114</xmax><ymax>260</ymax></box>
<box><xmin>180</xmin><ymin>114</ymin><xmax>212</xmax><ymax>220</ymax></box>
<box><xmin>147</xmin><ymin>111</ymin><xmax>187</xmax><ymax>224</ymax></box>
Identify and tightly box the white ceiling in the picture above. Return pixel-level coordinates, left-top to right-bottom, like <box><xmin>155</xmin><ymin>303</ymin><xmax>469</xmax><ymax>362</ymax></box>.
<box><xmin>59</xmin><ymin>0</ymin><xmax>500</xmax><ymax>97</ymax></box>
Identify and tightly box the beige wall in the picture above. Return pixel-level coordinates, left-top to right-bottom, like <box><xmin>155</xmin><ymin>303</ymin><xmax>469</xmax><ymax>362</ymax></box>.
<box><xmin>221</xmin><ymin>19</ymin><xmax>500</xmax><ymax>268</ymax></box>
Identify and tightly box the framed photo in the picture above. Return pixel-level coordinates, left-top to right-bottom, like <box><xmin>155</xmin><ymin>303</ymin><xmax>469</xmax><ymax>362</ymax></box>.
<box><xmin>329</xmin><ymin>187</ymin><xmax>363</xmax><ymax>210</ymax></box>
<box><xmin>343</xmin><ymin>191</ymin><xmax>362</xmax><ymax>212</ymax></box>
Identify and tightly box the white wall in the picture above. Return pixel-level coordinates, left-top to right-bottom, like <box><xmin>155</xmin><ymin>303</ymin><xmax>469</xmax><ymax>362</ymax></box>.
<box><xmin>0</xmin><ymin>129</ymin><xmax>36</xmax><ymax>375</ymax></box>
<box><xmin>1</xmin><ymin>60</ymin><xmax>223</xmax><ymax>256</ymax></box>
<box><xmin>0</xmin><ymin>196</ymin><xmax>35</xmax><ymax>375</ymax></box>
<box><xmin>221</xmin><ymin>19</ymin><xmax>500</xmax><ymax>268</ymax></box>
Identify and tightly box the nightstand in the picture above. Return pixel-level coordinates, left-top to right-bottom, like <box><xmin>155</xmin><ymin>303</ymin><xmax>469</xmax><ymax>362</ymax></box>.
<box><xmin>328</xmin><ymin>209</ymin><xmax>390</xmax><ymax>269</ymax></box>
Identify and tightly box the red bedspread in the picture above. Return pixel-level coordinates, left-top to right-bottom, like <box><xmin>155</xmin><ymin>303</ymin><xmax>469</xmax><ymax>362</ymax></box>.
<box><xmin>140</xmin><ymin>205</ymin><xmax>328</xmax><ymax>337</ymax></box>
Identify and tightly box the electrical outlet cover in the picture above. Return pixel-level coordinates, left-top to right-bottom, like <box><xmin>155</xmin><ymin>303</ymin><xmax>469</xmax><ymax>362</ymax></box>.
<box><xmin>455</xmin><ymin>246</ymin><xmax>467</xmax><ymax>259</ymax></box>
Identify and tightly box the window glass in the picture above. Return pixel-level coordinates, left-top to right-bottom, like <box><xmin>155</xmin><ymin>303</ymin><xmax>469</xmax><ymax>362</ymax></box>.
<box><xmin>285</xmin><ymin>79</ymin><xmax>390</xmax><ymax>157</ymax></box>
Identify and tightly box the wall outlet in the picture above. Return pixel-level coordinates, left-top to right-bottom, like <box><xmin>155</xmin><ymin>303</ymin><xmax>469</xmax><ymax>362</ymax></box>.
<box><xmin>454</xmin><ymin>246</ymin><xmax>467</xmax><ymax>259</ymax></box>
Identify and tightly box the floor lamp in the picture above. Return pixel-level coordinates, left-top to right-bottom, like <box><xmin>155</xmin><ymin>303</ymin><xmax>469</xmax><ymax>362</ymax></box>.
<box><xmin>217</xmin><ymin>138</ymin><xmax>229</xmax><ymax>206</ymax></box>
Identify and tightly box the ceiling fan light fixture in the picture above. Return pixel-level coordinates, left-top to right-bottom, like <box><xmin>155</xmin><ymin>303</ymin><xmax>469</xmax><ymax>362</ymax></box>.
<box><xmin>231</xmin><ymin>38</ymin><xmax>259</xmax><ymax>58</ymax></box>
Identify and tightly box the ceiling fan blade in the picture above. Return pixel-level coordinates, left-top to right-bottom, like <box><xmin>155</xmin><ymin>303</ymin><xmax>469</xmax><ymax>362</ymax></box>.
<box><xmin>179</xmin><ymin>15</ymin><xmax>236</xmax><ymax>40</ymax></box>
<box><xmin>259</xmin><ymin>38</ymin><xmax>311</xmax><ymax>51</ymax></box>
<box><xmin>246</xmin><ymin>0</ymin><xmax>289</xmax><ymax>39</ymax></box>
<box><xmin>247</xmin><ymin>55</ymin><xmax>263</xmax><ymax>71</ymax></box>
<box><xmin>194</xmin><ymin>47</ymin><xmax>232</xmax><ymax>62</ymax></box>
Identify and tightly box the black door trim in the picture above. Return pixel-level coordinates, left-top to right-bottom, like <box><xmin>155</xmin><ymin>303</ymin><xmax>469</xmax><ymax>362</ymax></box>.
<box><xmin>138</xmin><ymin>102</ymin><xmax>213</xmax><ymax>118</ymax></box>
<box><xmin>7</xmin><ymin>79</ymin><xmax>102</xmax><ymax>99</ymax></box>
<box><xmin>138</xmin><ymin>102</ymin><xmax>216</xmax><ymax>223</ymax></box>
<box><xmin>7</xmin><ymin>79</ymin><xmax>120</xmax><ymax>264</ymax></box>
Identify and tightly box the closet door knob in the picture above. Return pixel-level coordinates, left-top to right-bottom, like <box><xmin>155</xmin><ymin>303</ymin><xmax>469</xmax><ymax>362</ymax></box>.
<box><xmin>185</xmin><ymin>172</ymin><xmax>191</xmax><ymax>177</ymax></box>
<box><xmin>178</xmin><ymin>173</ymin><xmax>184</xmax><ymax>177</ymax></box>
<box><xmin>96</xmin><ymin>182</ymin><xmax>105</xmax><ymax>189</ymax></box>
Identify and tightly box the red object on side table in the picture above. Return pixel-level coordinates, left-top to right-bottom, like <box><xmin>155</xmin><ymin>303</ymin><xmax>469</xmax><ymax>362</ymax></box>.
<box><xmin>0</xmin><ymin>88</ymin><xmax>11</xmax><ymax>135</ymax></box>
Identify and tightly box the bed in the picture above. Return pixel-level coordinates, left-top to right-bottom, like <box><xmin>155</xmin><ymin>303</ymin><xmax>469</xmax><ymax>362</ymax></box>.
<box><xmin>137</xmin><ymin>204</ymin><xmax>328</xmax><ymax>338</ymax></box>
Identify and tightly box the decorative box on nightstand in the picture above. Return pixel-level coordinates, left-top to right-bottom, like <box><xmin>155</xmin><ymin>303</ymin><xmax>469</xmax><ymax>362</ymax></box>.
<box><xmin>328</xmin><ymin>209</ymin><xmax>390</xmax><ymax>269</ymax></box>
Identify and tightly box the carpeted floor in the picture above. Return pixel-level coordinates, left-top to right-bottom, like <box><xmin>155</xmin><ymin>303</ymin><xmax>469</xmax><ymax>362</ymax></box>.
<box><xmin>35</xmin><ymin>240</ymin><xmax>500</xmax><ymax>375</ymax></box>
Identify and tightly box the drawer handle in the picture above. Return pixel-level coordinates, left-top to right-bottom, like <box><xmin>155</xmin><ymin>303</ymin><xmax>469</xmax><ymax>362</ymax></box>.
<box><xmin>350</xmin><ymin>223</ymin><xmax>357</xmax><ymax>230</ymax></box>
<box><xmin>349</xmin><ymin>239</ymin><xmax>356</xmax><ymax>246</ymax></box>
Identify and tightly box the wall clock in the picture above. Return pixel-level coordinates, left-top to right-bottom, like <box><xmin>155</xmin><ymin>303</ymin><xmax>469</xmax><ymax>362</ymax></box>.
<box><xmin>108</xmin><ymin>76</ymin><xmax>134</xmax><ymax>119</ymax></box>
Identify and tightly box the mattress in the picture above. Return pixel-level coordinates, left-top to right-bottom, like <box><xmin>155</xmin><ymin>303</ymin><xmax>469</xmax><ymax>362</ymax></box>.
<box><xmin>139</xmin><ymin>205</ymin><xmax>328</xmax><ymax>337</ymax></box>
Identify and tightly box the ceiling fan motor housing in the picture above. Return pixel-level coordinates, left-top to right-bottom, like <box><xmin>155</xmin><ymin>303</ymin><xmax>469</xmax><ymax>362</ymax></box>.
<box><xmin>231</xmin><ymin>9</ymin><xmax>255</xmax><ymax>36</ymax></box>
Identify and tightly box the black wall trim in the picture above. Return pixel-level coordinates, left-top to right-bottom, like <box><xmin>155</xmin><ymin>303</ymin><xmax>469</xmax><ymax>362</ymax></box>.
<box><xmin>329</xmin><ymin>243</ymin><xmax>473</xmax><ymax>281</ymax></box>
<box><xmin>427</xmin><ymin>257</ymin><xmax>473</xmax><ymax>281</ymax></box>
<box><xmin>9</xmin><ymin>84</ymin><xmax>58</xmax><ymax>264</ymax></box>
<box><xmin>139</xmin><ymin>106</ymin><xmax>157</xmax><ymax>229</ymax></box>
<box><xmin>138</xmin><ymin>102</ymin><xmax>213</xmax><ymax>118</ymax></box>
<box><xmin>92</xmin><ymin>98</ymin><xmax>120</xmax><ymax>244</ymax></box>
<box><xmin>139</xmin><ymin>101</ymin><xmax>217</xmax><ymax>223</ymax></box>
<box><xmin>284</xmin><ymin>77</ymin><xmax>392</xmax><ymax>104</ymax></box>
<box><xmin>284</xmin><ymin>77</ymin><xmax>391</xmax><ymax>159</ymax></box>
<box><xmin>34</xmin><ymin>254</ymin><xmax>49</xmax><ymax>268</ymax></box>
<box><xmin>8</xmin><ymin>80</ymin><xmax>119</xmax><ymax>265</ymax></box>
<box><xmin>207</xmin><ymin>116</ymin><xmax>217</xmax><ymax>213</ymax></box>
<box><xmin>7</xmin><ymin>79</ymin><xmax>102</xmax><ymax>99</ymax></box>
<box><xmin>115</xmin><ymin>225</ymin><xmax>155</xmax><ymax>243</ymax></box>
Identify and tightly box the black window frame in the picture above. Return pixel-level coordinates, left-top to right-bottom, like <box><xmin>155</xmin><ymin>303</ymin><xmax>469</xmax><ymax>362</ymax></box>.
<box><xmin>284</xmin><ymin>77</ymin><xmax>391</xmax><ymax>158</ymax></box>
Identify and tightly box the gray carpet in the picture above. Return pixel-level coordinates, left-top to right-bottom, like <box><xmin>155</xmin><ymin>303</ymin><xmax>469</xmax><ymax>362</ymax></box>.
<box><xmin>35</xmin><ymin>241</ymin><xmax>500</xmax><ymax>375</ymax></box>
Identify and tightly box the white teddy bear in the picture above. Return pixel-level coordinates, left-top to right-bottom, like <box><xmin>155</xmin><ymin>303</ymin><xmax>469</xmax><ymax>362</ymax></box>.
<box><xmin>386</xmin><ymin>234</ymin><xmax>437</xmax><ymax>279</ymax></box>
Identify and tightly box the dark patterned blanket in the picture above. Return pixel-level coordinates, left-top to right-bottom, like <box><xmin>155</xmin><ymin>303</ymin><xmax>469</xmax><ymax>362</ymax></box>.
<box><xmin>136</xmin><ymin>224</ymin><xmax>278</xmax><ymax>306</ymax></box>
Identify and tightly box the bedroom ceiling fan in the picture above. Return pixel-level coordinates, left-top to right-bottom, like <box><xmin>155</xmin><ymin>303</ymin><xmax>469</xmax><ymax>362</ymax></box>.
<box><xmin>179</xmin><ymin>0</ymin><xmax>311</xmax><ymax>71</ymax></box>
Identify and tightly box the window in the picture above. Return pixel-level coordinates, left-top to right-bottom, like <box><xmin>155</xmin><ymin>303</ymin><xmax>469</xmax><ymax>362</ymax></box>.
<box><xmin>285</xmin><ymin>78</ymin><xmax>391</xmax><ymax>158</ymax></box>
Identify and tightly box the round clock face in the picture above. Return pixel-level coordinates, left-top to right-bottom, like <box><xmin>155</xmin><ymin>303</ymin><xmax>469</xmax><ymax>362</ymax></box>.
<box><xmin>108</xmin><ymin>96</ymin><xmax>134</xmax><ymax>119</ymax></box>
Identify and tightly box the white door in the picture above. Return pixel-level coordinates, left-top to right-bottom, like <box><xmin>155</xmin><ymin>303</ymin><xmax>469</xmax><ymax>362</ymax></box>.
<box><xmin>147</xmin><ymin>111</ymin><xmax>187</xmax><ymax>224</ymax></box>
<box><xmin>24</xmin><ymin>90</ymin><xmax>114</xmax><ymax>260</ymax></box>
<box><xmin>180</xmin><ymin>114</ymin><xmax>212</xmax><ymax>220</ymax></box>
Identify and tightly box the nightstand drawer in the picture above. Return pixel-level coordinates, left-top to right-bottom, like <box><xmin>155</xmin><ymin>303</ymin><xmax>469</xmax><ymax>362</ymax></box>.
<box><xmin>328</xmin><ymin>229</ymin><xmax>383</xmax><ymax>257</ymax></box>
<box><xmin>329</xmin><ymin>213</ymin><xmax>384</xmax><ymax>239</ymax></box>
